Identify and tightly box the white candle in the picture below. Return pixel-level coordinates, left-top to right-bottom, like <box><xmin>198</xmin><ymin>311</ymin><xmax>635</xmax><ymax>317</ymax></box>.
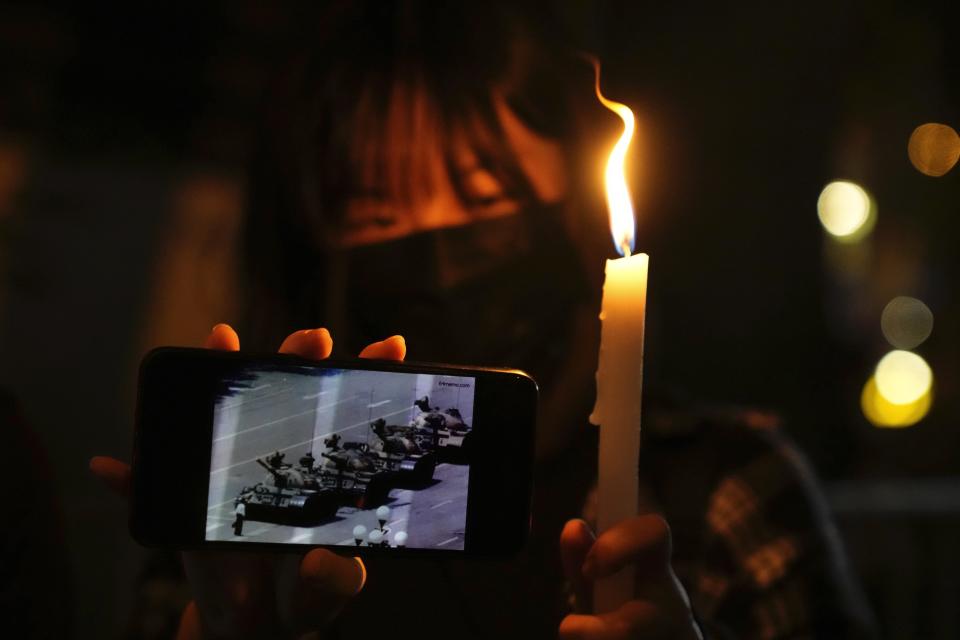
<box><xmin>588</xmin><ymin>56</ymin><xmax>646</xmax><ymax>614</ymax></box>
<box><xmin>590</xmin><ymin>252</ymin><xmax>647</xmax><ymax>613</ymax></box>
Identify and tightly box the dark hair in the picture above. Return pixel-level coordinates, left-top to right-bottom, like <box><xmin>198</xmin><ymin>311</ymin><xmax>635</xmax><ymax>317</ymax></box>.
<box><xmin>242</xmin><ymin>1</ymin><xmax>582</xmax><ymax>346</ymax></box>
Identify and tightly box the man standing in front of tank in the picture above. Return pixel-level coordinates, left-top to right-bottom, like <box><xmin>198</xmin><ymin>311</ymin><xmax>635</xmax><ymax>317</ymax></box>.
<box><xmin>233</xmin><ymin>498</ymin><xmax>246</xmax><ymax>537</ymax></box>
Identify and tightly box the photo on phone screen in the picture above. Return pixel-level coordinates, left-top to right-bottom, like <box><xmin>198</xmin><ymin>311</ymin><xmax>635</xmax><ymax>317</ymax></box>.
<box><xmin>204</xmin><ymin>365</ymin><xmax>475</xmax><ymax>550</ymax></box>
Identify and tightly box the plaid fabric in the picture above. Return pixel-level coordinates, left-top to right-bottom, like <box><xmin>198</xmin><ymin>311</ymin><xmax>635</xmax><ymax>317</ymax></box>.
<box><xmin>638</xmin><ymin>413</ymin><xmax>876</xmax><ymax>639</ymax></box>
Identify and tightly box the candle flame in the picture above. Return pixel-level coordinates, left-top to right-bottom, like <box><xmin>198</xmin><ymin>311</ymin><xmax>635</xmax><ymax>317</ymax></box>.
<box><xmin>591</xmin><ymin>58</ymin><xmax>636</xmax><ymax>257</ymax></box>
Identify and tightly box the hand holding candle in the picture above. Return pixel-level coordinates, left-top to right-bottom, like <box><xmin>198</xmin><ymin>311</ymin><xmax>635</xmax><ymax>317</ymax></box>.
<box><xmin>588</xmin><ymin>58</ymin><xmax>648</xmax><ymax>614</ymax></box>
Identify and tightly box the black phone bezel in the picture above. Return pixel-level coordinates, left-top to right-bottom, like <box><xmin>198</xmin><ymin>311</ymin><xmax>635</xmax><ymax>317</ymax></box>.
<box><xmin>129</xmin><ymin>347</ymin><xmax>537</xmax><ymax>557</ymax></box>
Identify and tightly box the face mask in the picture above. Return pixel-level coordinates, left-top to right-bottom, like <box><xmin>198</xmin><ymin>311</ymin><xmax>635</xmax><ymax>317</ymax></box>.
<box><xmin>333</xmin><ymin>203</ymin><xmax>591</xmax><ymax>389</ymax></box>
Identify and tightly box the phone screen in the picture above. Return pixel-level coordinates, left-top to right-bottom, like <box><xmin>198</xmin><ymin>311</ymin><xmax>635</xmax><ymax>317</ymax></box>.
<box><xmin>204</xmin><ymin>364</ymin><xmax>475</xmax><ymax>550</ymax></box>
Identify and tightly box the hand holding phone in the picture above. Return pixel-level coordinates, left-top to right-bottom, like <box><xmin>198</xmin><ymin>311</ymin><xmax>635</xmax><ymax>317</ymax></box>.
<box><xmin>91</xmin><ymin>325</ymin><xmax>403</xmax><ymax>639</ymax></box>
<box><xmin>94</xmin><ymin>323</ymin><xmax>537</xmax><ymax>638</ymax></box>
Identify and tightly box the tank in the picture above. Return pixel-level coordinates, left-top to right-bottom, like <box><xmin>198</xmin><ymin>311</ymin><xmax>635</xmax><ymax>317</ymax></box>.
<box><xmin>368</xmin><ymin>418</ymin><xmax>437</xmax><ymax>487</ymax></box>
<box><xmin>317</xmin><ymin>437</ymin><xmax>396</xmax><ymax>508</ymax></box>
<box><xmin>411</xmin><ymin>396</ymin><xmax>472</xmax><ymax>464</ymax></box>
<box><xmin>234</xmin><ymin>455</ymin><xmax>340</xmax><ymax>526</ymax></box>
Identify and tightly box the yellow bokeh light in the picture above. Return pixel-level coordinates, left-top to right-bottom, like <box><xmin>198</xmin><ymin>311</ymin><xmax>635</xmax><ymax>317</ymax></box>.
<box><xmin>881</xmin><ymin>296</ymin><xmax>934</xmax><ymax>349</ymax></box>
<box><xmin>874</xmin><ymin>350</ymin><xmax>932</xmax><ymax>405</ymax></box>
<box><xmin>907</xmin><ymin>123</ymin><xmax>960</xmax><ymax>177</ymax></box>
<box><xmin>817</xmin><ymin>180</ymin><xmax>875</xmax><ymax>242</ymax></box>
<box><xmin>861</xmin><ymin>375</ymin><xmax>932</xmax><ymax>428</ymax></box>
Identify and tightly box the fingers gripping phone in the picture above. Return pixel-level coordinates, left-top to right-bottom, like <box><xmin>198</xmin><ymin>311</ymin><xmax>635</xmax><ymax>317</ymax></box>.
<box><xmin>130</xmin><ymin>348</ymin><xmax>537</xmax><ymax>555</ymax></box>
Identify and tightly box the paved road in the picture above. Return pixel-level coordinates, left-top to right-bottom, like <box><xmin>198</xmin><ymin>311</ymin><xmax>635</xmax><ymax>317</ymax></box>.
<box><xmin>204</xmin><ymin>368</ymin><xmax>472</xmax><ymax>549</ymax></box>
<box><xmin>206</xmin><ymin>462</ymin><xmax>468</xmax><ymax>549</ymax></box>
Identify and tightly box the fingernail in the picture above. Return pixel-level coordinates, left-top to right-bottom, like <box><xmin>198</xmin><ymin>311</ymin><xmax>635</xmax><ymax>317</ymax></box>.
<box><xmin>352</xmin><ymin>557</ymin><xmax>367</xmax><ymax>594</ymax></box>
<box><xmin>211</xmin><ymin>323</ymin><xmax>226</xmax><ymax>333</ymax></box>
<box><xmin>303</xmin><ymin>329</ymin><xmax>314</xmax><ymax>336</ymax></box>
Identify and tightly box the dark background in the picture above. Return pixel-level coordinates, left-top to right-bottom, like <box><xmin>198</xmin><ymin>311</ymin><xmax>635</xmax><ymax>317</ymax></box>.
<box><xmin>1</xmin><ymin>1</ymin><xmax>958</xmax><ymax>637</ymax></box>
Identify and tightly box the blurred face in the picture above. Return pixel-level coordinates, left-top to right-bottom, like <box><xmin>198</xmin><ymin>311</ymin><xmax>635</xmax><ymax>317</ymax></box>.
<box><xmin>336</xmin><ymin>93</ymin><xmax>568</xmax><ymax>248</ymax></box>
<box><xmin>331</xmin><ymin>89</ymin><xmax>592</xmax><ymax>462</ymax></box>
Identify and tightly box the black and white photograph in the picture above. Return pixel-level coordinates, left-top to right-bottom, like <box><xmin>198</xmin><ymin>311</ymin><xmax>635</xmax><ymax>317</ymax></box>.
<box><xmin>204</xmin><ymin>366</ymin><xmax>475</xmax><ymax>549</ymax></box>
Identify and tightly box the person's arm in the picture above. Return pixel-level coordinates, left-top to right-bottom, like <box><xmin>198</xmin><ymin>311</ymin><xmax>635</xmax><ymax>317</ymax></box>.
<box><xmin>2</xmin><ymin>391</ymin><xmax>73</xmax><ymax>639</ymax></box>
<box><xmin>691</xmin><ymin>428</ymin><xmax>876</xmax><ymax>639</ymax></box>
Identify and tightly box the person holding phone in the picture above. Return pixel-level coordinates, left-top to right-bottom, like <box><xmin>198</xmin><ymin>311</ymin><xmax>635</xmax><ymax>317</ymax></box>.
<box><xmin>95</xmin><ymin>2</ymin><xmax>874</xmax><ymax>638</ymax></box>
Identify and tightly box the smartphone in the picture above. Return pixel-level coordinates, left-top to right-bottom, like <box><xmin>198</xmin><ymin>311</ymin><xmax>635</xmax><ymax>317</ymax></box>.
<box><xmin>130</xmin><ymin>347</ymin><xmax>537</xmax><ymax>556</ymax></box>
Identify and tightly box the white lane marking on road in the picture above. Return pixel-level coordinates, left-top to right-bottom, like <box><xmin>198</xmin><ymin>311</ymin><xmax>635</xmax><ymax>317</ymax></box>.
<box><xmin>430</xmin><ymin>499</ymin><xmax>454</xmax><ymax>510</ymax></box>
<box><xmin>213</xmin><ymin>395</ymin><xmax>358</xmax><ymax>443</ymax></box>
<box><xmin>245</xmin><ymin>527</ymin><xmax>270</xmax><ymax>537</ymax></box>
<box><xmin>247</xmin><ymin>384</ymin><xmax>271</xmax><ymax>392</ymax></box>
<box><xmin>367</xmin><ymin>400</ymin><xmax>391</xmax><ymax>408</ymax></box>
<box><xmin>208</xmin><ymin>406</ymin><xmax>412</xmax><ymax>479</ymax></box>
<box><xmin>437</xmin><ymin>536</ymin><xmax>459</xmax><ymax>547</ymax></box>
<box><xmin>205</xmin><ymin>523</ymin><xmax>228</xmax><ymax>533</ymax></box>
<box><xmin>219</xmin><ymin>387</ymin><xmax>289</xmax><ymax>411</ymax></box>
<box><xmin>302</xmin><ymin>390</ymin><xmax>329</xmax><ymax>400</ymax></box>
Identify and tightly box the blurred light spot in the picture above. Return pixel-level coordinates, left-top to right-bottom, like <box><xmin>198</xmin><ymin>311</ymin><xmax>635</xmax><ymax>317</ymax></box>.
<box><xmin>881</xmin><ymin>296</ymin><xmax>933</xmax><ymax>349</ymax></box>
<box><xmin>875</xmin><ymin>350</ymin><xmax>933</xmax><ymax>405</ymax></box>
<box><xmin>817</xmin><ymin>181</ymin><xmax>875</xmax><ymax>241</ymax></box>
<box><xmin>907</xmin><ymin>123</ymin><xmax>960</xmax><ymax>177</ymax></box>
<box><xmin>861</xmin><ymin>375</ymin><xmax>932</xmax><ymax>428</ymax></box>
